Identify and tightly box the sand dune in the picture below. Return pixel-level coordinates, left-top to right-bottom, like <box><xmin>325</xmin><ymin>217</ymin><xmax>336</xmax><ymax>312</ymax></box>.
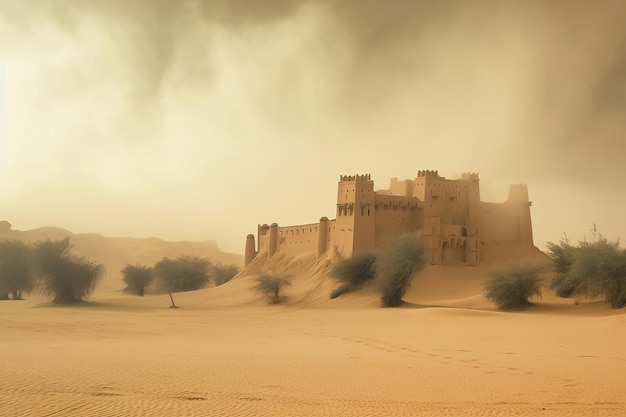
<box><xmin>1</xmin><ymin>240</ymin><xmax>625</xmax><ymax>416</ymax></box>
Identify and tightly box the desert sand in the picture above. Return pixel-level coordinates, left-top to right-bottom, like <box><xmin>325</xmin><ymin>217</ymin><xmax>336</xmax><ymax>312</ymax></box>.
<box><xmin>2</xmin><ymin>246</ymin><xmax>625</xmax><ymax>417</ymax></box>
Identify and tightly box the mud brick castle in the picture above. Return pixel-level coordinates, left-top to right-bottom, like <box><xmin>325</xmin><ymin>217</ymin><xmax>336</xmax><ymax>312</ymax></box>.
<box><xmin>244</xmin><ymin>170</ymin><xmax>533</xmax><ymax>266</ymax></box>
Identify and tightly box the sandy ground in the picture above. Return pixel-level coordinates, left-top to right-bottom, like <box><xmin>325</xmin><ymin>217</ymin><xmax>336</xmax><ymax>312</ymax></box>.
<box><xmin>2</xmin><ymin>262</ymin><xmax>625</xmax><ymax>417</ymax></box>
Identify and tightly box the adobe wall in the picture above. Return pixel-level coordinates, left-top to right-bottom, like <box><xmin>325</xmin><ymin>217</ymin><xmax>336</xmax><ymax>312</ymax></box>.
<box><xmin>478</xmin><ymin>184</ymin><xmax>533</xmax><ymax>245</ymax></box>
<box><xmin>373</xmin><ymin>195</ymin><xmax>422</xmax><ymax>244</ymax></box>
<box><xmin>258</xmin><ymin>221</ymin><xmax>323</xmax><ymax>258</ymax></box>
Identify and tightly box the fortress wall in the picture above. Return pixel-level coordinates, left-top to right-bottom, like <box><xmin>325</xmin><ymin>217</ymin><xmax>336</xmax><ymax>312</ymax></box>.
<box><xmin>374</xmin><ymin>195</ymin><xmax>421</xmax><ymax>243</ymax></box>
<box><xmin>478</xmin><ymin>202</ymin><xmax>521</xmax><ymax>243</ymax></box>
<box><xmin>276</xmin><ymin>222</ymin><xmax>320</xmax><ymax>256</ymax></box>
<box><xmin>421</xmin><ymin>178</ymin><xmax>472</xmax><ymax>218</ymax></box>
<box><xmin>257</xmin><ymin>224</ymin><xmax>271</xmax><ymax>254</ymax></box>
<box><xmin>326</xmin><ymin>219</ymin><xmax>337</xmax><ymax>255</ymax></box>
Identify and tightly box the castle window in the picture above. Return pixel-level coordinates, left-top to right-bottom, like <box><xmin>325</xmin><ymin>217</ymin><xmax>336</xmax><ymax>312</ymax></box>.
<box><xmin>360</xmin><ymin>207</ymin><xmax>365</xmax><ymax>216</ymax></box>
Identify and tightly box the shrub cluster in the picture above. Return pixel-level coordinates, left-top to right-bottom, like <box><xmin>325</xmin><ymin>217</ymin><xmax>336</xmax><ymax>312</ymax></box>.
<box><xmin>484</xmin><ymin>264</ymin><xmax>543</xmax><ymax>310</ymax></box>
<box><xmin>252</xmin><ymin>274</ymin><xmax>291</xmax><ymax>304</ymax></box>
<box><xmin>121</xmin><ymin>257</ymin><xmax>240</xmax><ymax>296</ymax></box>
<box><xmin>0</xmin><ymin>237</ymin><xmax>105</xmax><ymax>304</ymax></box>
<box><xmin>121</xmin><ymin>265</ymin><xmax>153</xmax><ymax>296</ymax></box>
<box><xmin>213</xmin><ymin>263</ymin><xmax>239</xmax><ymax>286</ymax></box>
<box><xmin>329</xmin><ymin>251</ymin><xmax>376</xmax><ymax>299</ymax></box>
<box><xmin>376</xmin><ymin>234</ymin><xmax>426</xmax><ymax>307</ymax></box>
<box><xmin>0</xmin><ymin>239</ymin><xmax>36</xmax><ymax>300</ymax></box>
<box><xmin>328</xmin><ymin>234</ymin><xmax>426</xmax><ymax>307</ymax></box>
<box><xmin>547</xmin><ymin>236</ymin><xmax>626</xmax><ymax>308</ymax></box>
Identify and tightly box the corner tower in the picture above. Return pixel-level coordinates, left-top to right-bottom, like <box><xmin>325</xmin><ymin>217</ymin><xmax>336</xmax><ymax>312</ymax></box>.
<box><xmin>507</xmin><ymin>184</ymin><xmax>533</xmax><ymax>244</ymax></box>
<box><xmin>335</xmin><ymin>174</ymin><xmax>375</xmax><ymax>257</ymax></box>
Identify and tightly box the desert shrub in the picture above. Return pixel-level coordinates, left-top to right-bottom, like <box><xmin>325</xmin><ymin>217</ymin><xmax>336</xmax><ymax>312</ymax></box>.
<box><xmin>376</xmin><ymin>233</ymin><xmax>426</xmax><ymax>307</ymax></box>
<box><xmin>329</xmin><ymin>250</ymin><xmax>377</xmax><ymax>299</ymax></box>
<box><xmin>121</xmin><ymin>264</ymin><xmax>153</xmax><ymax>296</ymax></box>
<box><xmin>153</xmin><ymin>255</ymin><xmax>212</xmax><ymax>293</ymax></box>
<box><xmin>546</xmin><ymin>240</ymin><xmax>579</xmax><ymax>297</ymax></box>
<box><xmin>213</xmin><ymin>263</ymin><xmax>239</xmax><ymax>286</ymax></box>
<box><xmin>0</xmin><ymin>239</ymin><xmax>36</xmax><ymax>300</ymax></box>
<box><xmin>484</xmin><ymin>264</ymin><xmax>543</xmax><ymax>310</ymax></box>
<box><xmin>252</xmin><ymin>274</ymin><xmax>291</xmax><ymax>304</ymax></box>
<box><xmin>547</xmin><ymin>234</ymin><xmax>626</xmax><ymax>308</ymax></box>
<box><xmin>34</xmin><ymin>238</ymin><xmax>105</xmax><ymax>304</ymax></box>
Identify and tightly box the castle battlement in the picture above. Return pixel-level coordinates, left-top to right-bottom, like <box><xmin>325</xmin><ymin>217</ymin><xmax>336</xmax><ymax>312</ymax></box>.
<box><xmin>461</xmin><ymin>172</ymin><xmax>479</xmax><ymax>181</ymax></box>
<box><xmin>417</xmin><ymin>170</ymin><xmax>440</xmax><ymax>178</ymax></box>
<box><xmin>340</xmin><ymin>174</ymin><xmax>372</xmax><ymax>182</ymax></box>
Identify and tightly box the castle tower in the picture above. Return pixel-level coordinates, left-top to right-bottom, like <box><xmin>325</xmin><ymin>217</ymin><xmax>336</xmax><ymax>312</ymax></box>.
<box><xmin>317</xmin><ymin>217</ymin><xmax>329</xmax><ymax>257</ymax></box>
<box><xmin>335</xmin><ymin>174</ymin><xmax>375</xmax><ymax>257</ymax></box>
<box><xmin>244</xmin><ymin>234</ymin><xmax>257</xmax><ymax>266</ymax></box>
<box><xmin>461</xmin><ymin>172</ymin><xmax>481</xmax><ymax>221</ymax></box>
<box><xmin>268</xmin><ymin>223</ymin><xmax>279</xmax><ymax>259</ymax></box>
<box><xmin>508</xmin><ymin>184</ymin><xmax>533</xmax><ymax>244</ymax></box>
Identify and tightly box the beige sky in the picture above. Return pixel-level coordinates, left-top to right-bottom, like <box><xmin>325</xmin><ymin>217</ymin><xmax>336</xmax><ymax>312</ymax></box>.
<box><xmin>1</xmin><ymin>1</ymin><xmax>625</xmax><ymax>254</ymax></box>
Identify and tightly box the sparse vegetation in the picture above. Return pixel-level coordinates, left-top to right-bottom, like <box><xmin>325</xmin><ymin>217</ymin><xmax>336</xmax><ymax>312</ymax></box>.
<box><xmin>213</xmin><ymin>263</ymin><xmax>239</xmax><ymax>286</ymax></box>
<box><xmin>0</xmin><ymin>239</ymin><xmax>36</xmax><ymax>300</ymax></box>
<box><xmin>252</xmin><ymin>274</ymin><xmax>291</xmax><ymax>304</ymax></box>
<box><xmin>34</xmin><ymin>238</ymin><xmax>105</xmax><ymax>304</ymax></box>
<box><xmin>546</xmin><ymin>239</ymin><xmax>579</xmax><ymax>298</ymax></box>
<box><xmin>376</xmin><ymin>233</ymin><xmax>426</xmax><ymax>307</ymax></box>
<box><xmin>484</xmin><ymin>264</ymin><xmax>543</xmax><ymax>310</ymax></box>
<box><xmin>329</xmin><ymin>250</ymin><xmax>377</xmax><ymax>299</ymax></box>
<box><xmin>153</xmin><ymin>255</ymin><xmax>212</xmax><ymax>294</ymax></box>
<box><xmin>121</xmin><ymin>264</ymin><xmax>153</xmax><ymax>296</ymax></box>
<box><xmin>547</xmin><ymin>232</ymin><xmax>626</xmax><ymax>309</ymax></box>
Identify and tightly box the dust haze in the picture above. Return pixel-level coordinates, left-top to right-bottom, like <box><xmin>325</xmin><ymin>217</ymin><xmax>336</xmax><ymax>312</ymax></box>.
<box><xmin>1</xmin><ymin>0</ymin><xmax>625</xmax><ymax>253</ymax></box>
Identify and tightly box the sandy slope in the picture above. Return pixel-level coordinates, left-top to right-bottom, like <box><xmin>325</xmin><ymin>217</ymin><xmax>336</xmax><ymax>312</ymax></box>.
<box><xmin>1</xmin><ymin>243</ymin><xmax>625</xmax><ymax>416</ymax></box>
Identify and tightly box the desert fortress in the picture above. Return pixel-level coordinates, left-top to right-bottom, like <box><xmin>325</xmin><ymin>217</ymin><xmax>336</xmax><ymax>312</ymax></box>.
<box><xmin>245</xmin><ymin>171</ymin><xmax>533</xmax><ymax>266</ymax></box>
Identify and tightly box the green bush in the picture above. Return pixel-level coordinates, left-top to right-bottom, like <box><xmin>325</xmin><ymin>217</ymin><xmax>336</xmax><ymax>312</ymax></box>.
<box><xmin>154</xmin><ymin>255</ymin><xmax>212</xmax><ymax>293</ymax></box>
<box><xmin>213</xmin><ymin>263</ymin><xmax>239</xmax><ymax>286</ymax></box>
<box><xmin>252</xmin><ymin>274</ymin><xmax>291</xmax><ymax>304</ymax></box>
<box><xmin>547</xmin><ymin>235</ymin><xmax>626</xmax><ymax>309</ymax></box>
<box><xmin>121</xmin><ymin>264</ymin><xmax>153</xmax><ymax>296</ymax></box>
<box><xmin>0</xmin><ymin>239</ymin><xmax>36</xmax><ymax>300</ymax></box>
<box><xmin>484</xmin><ymin>264</ymin><xmax>543</xmax><ymax>310</ymax></box>
<box><xmin>376</xmin><ymin>233</ymin><xmax>426</xmax><ymax>307</ymax></box>
<box><xmin>329</xmin><ymin>251</ymin><xmax>376</xmax><ymax>299</ymax></box>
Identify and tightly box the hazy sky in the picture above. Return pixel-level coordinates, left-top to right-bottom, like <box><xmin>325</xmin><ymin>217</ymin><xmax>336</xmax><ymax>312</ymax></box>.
<box><xmin>1</xmin><ymin>1</ymin><xmax>625</xmax><ymax>254</ymax></box>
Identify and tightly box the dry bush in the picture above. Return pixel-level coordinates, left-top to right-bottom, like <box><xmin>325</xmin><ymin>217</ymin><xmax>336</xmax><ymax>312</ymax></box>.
<box><xmin>485</xmin><ymin>264</ymin><xmax>543</xmax><ymax>310</ymax></box>
<box><xmin>376</xmin><ymin>233</ymin><xmax>425</xmax><ymax>307</ymax></box>
<box><xmin>121</xmin><ymin>264</ymin><xmax>153</xmax><ymax>296</ymax></box>
<box><xmin>213</xmin><ymin>263</ymin><xmax>239</xmax><ymax>286</ymax></box>
<box><xmin>35</xmin><ymin>238</ymin><xmax>104</xmax><ymax>304</ymax></box>
<box><xmin>547</xmin><ymin>232</ymin><xmax>626</xmax><ymax>309</ymax></box>
<box><xmin>252</xmin><ymin>274</ymin><xmax>291</xmax><ymax>304</ymax></box>
<box><xmin>329</xmin><ymin>250</ymin><xmax>376</xmax><ymax>299</ymax></box>
<box><xmin>0</xmin><ymin>239</ymin><xmax>36</xmax><ymax>300</ymax></box>
<box><xmin>154</xmin><ymin>255</ymin><xmax>212</xmax><ymax>293</ymax></box>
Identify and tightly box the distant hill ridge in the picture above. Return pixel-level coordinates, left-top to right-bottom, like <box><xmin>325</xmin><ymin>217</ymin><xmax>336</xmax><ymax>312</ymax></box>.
<box><xmin>0</xmin><ymin>221</ymin><xmax>243</xmax><ymax>290</ymax></box>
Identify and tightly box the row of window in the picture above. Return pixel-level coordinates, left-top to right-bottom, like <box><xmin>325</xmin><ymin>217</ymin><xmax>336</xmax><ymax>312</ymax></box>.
<box><xmin>338</xmin><ymin>206</ymin><xmax>371</xmax><ymax>216</ymax></box>
<box><xmin>280</xmin><ymin>227</ymin><xmax>317</xmax><ymax>236</ymax></box>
